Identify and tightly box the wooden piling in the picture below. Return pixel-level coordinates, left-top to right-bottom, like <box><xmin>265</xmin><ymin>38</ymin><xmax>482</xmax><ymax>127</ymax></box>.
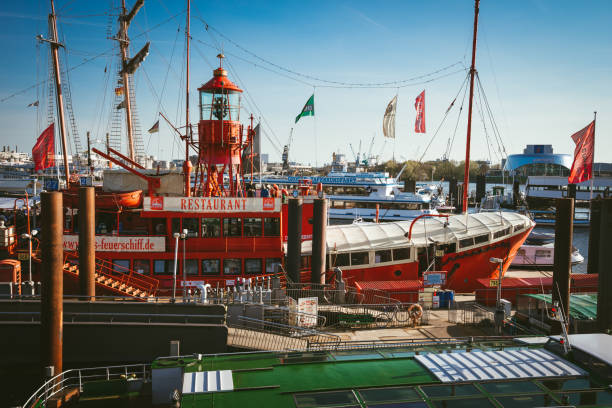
<box><xmin>287</xmin><ymin>198</ymin><xmax>302</xmax><ymax>283</ymax></box>
<box><xmin>552</xmin><ymin>198</ymin><xmax>573</xmax><ymax>333</ymax></box>
<box><xmin>597</xmin><ymin>198</ymin><xmax>612</xmax><ymax>332</ymax></box>
<box><xmin>79</xmin><ymin>186</ymin><xmax>95</xmax><ymax>300</ymax></box>
<box><xmin>311</xmin><ymin>198</ymin><xmax>327</xmax><ymax>286</ymax></box>
<box><xmin>40</xmin><ymin>191</ymin><xmax>63</xmax><ymax>376</ymax></box>
<box><xmin>587</xmin><ymin>198</ymin><xmax>601</xmax><ymax>275</ymax></box>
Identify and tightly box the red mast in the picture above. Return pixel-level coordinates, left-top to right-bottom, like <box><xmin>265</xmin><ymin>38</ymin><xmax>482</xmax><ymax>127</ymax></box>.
<box><xmin>183</xmin><ymin>0</ymin><xmax>192</xmax><ymax>197</ymax></box>
<box><xmin>462</xmin><ymin>0</ymin><xmax>480</xmax><ymax>213</ymax></box>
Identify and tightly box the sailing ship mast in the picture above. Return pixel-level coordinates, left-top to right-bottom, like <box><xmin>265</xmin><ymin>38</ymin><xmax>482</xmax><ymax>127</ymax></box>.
<box><xmin>39</xmin><ymin>0</ymin><xmax>71</xmax><ymax>182</ymax></box>
<box><xmin>462</xmin><ymin>0</ymin><xmax>480</xmax><ymax>213</ymax></box>
<box><xmin>116</xmin><ymin>0</ymin><xmax>145</xmax><ymax>163</ymax></box>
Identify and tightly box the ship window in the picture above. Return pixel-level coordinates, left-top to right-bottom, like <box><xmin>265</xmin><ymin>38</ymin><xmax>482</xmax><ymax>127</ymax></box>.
<box><xmin>245</xmin><ymin>258</ymin><xmax>262</xmax><ymax>274</ymax></box>
<box><xmin>459</xmin><ymin>237</ymin><xmax>474</xmax><ymax>248</ymax></box>
<box><xmin>474</xmin><ymin>234</ymin><xmax>489</xmax><ymax>245</ymax></box>
<box><xmin>334</xmin><ymin>253</ymin><xmax>350</xmax><ymax>267</ymax></box>
<box><xmin>375</xmin><ymin>250</ymin><xmax>392</xmax><ymax>263</ymax></box>
<box><xmin>202</xmin><ymin>259</ymin><xmax>220</xmax><ymax>275</ymax></box>
<box><xmin>351</xmin><ymin>252</ymin><xmax>369</xmax><ymax>266</ymax></box>
<box><xmin>133</xmin><ymin>259</ymin><xmax>150</xmax><ymax>275</ymax></box>
<box><xmin>224</xmin><ymin>258</ymin><xmax>241</xmax><ymax>275</ymax></box>
<box><xmin>294</xmin><ymin>390</ymin><xmax>358</xmax><ymax>407</ymax></box>
<box><xmin>514</xmin><ymin>223</ymin><xmax>524</xmax><ymax>233</ymax></box>
<box><xmin>432</xmin><ymin>397</ymin><xmax>494</xmax><ymax>407</ymax></box>
<box><xmin>266</xmin><ymin>258</ymin><xmax>282</xmax><ymax>273</ymax></box>
<box><xmin>535</xmin><ymin>250</ymin><xmax>551</xmax><ymax>258</ymax></box>
<box><xmin>223</xmin><ymin>218</ymin><xmax>242</xmax><ymax>237</ymax></box>
<box><xmin>152</xmin><ymin>218</ymin><xmax>167</xmax><ymax>235</ymax></box>
<box><xmin>153</xmin><ymin>259</ymin><xmax>173</xmax><ymax>275</ymax></box>
<box><xmin>421</xmin><ymin>384</ymin><xmax>479</xmax><ymax>397</ymax></box>
<box><xmin>264</xmin><ymin>217</ymin><xmax>281</xmax><ymax>236</ymax></box>
<box><xmin>393</xmin><ymin>248</ymin><xmax>411</xmax><ymax>261</ymax></box>
<box><xmin>171</xmin><ymin>218</ymin><xmax>181</xmax><ymax>234</ymax></box>
<box><xmin>358</xmin><ymin>386</ymin><xmax>420</xmax><ymax>403</ymax></box>
<box><xmin>244</xmin><ymin>218</ymin><xmax>262</xmax><ymax>237</ymax></box>
<box><xmin>201</xmin><ymin>218</ymin><xmax>221</xmax><ymax>238</ymax></box>
<box><xmin>112</xmin><ymin>259</ymin><xmax>130</xmax><ymax>273</ymax></box>
<box><xmin>96</xmin><ymin>212</ymin><xmax>116</xmax><ymax>235</ymax></box>
<box><xmin>183</xmin><ymin>218</ymin><xmax>199</xmax><ymax>238</ymax></box>
<box><xmin>184</xmin><ymin>259</ymin><xmax>198</xmax><ymax>275</ymax></box>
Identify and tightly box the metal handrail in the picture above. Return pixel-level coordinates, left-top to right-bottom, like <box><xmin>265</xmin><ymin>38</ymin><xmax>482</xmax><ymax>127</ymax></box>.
<box><xmin>22</xmin><ymin>363</ymin><xmax>150</xmax><ymax>408</ymax></box>
<box><xmin>0</xmin><ymin>311</ymin><xmax>225</xmax><ymax>325</ymax></box>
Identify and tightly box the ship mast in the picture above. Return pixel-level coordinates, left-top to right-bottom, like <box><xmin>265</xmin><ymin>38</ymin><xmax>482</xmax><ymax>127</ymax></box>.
<box><xmin>462</xmin><ymin>0</ymin><xmax>480</xmax><ymax>213</ymax></box>
<box><xmin>118</xmin><ymin>0</ymin><xmax>138</xmax><ymax>163</ymax></box>
<box><xmin>183</xmin><ymin>0</ymin><xmax>192</xmax><ymax>197</ymax></box>
<box><xmin>47</xmin><ymin>0</ymin><xmax>71</xmax><ymax>183</ymax></box>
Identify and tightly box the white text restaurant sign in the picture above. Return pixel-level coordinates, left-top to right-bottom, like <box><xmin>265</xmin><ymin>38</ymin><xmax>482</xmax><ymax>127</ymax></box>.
<box><xmin>63</xmin><ymin>235</ymin><xmax>165</xmax><ymax>252</ymax></box>
<box><xmin>142</xmin><ymin>196</ymin><xmax>281</xmax><ymax>213</ymax></box>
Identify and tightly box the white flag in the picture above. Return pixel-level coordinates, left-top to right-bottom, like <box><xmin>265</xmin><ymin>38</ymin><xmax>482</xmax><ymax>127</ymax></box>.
<box><xmin>383</xmin><ymin>95</ymin><xmax>397</xmax><ymax>139</ymax></box>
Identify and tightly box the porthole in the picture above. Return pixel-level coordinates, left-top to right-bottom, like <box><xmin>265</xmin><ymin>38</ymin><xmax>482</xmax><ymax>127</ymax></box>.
<box><xmin>394</xmin><ymin>270</ymin><xmax>402</xmax><ymax>277</ymax></box>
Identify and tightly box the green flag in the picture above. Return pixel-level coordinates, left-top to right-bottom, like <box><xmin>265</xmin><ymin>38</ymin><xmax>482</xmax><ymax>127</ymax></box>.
<box><xmin>295</xmin><ymin>94</ymin><xmax>314</xmax><ymax>123</ymax></box>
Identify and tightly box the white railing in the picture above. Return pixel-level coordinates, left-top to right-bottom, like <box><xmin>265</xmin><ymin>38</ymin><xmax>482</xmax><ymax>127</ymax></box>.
<box><xmin>22</xmin><ymin>363</ymin><xmax>150</xmax><ymax>408</ymax></box>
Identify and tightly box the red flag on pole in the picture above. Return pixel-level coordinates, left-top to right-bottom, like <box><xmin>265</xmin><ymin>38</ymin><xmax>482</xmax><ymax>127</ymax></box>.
<box><xmin>415</xmin><ymin>90</ymin><xmax>426</xmax><ymax>133</ymax></box>
<box><xmin>32</xmin><ymin>123</ymin><xmax>55</xmax><ymax>172</ymax></box>
<box><xmin>568</xmin><ymin>120</ymin><xmax>595</xmax><ymax>184</ymax></box>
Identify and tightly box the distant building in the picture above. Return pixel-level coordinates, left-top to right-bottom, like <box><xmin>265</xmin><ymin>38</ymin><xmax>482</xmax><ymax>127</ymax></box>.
<box><xmin>504</xmin><ymin>144</ymin><xmax>572</xmax><ymax>177</ymax></box>
<box><xmin>260</xmin><ymin>153</ymin><xmax>268</xmax><ymax>164</ymax></box>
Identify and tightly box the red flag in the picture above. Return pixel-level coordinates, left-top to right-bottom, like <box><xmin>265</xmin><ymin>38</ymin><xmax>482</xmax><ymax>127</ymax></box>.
<box><xmin>568</xmin><ymin>120</ymin><xmax>595</xmax><ymax>184</ymax></box>
<box><xmin>415</xmin><ymin>90</ymin><xmax>426</xmax><ymax>133</ymax></box>
<box><xmin>32</xmin><ymin>123</ymin><xmax>55</xmax><ymax>172</ymax></box>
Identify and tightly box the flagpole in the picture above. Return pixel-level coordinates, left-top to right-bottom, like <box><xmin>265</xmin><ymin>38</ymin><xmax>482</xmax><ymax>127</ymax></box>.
<box><xmin>590</xmin><ymin>111</ymin><xmax>597</xmax><ymax>201</ymax></box>
<box><xmin>313</xmin><ymin>88</ymin><xmax>317</xmax><ymax>169</ymax></box>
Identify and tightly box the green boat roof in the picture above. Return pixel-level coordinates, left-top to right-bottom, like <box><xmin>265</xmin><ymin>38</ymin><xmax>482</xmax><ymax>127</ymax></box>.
<box><xmin>522</xmin><ymin>293</ymin><xmax>597</xmax><ymax>320</ymax></box>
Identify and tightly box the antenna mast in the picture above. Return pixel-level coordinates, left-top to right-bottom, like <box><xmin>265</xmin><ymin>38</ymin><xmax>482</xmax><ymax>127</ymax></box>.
<box><xmin>183</xmin><ymin>0</ymin><xmax>192</xmax><ymax>197</ymax></box>
<box><xmin>462</xmin><ymin>0</ymin><xmax>480</xmax><ymax>213</ymax></box>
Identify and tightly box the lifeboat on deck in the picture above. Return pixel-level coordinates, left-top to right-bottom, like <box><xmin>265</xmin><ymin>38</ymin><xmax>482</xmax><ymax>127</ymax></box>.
<box><xmin>63</xmin><ymin>186</ymin><xmax>142</xmax><ymax>209</ymax></box>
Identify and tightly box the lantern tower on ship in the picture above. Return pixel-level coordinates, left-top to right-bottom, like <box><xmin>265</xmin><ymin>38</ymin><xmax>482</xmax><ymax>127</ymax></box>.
<box><xmin>195</xmin><ymin>54</ymin><xmax>250</xmax><ymax>197</ymax></box>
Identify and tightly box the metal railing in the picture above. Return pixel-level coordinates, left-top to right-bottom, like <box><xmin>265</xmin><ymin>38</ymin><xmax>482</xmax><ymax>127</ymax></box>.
<box><xmin>448</xmin><ymin>301</ymin><xmax>495</xmax><ymax>325</ymax></box>
<box><xmin>308</xmin><ymin>335</ymin><xmax>521</xmax><ymax>351</ymax></box>
<box><xmin>22</xmin><ymin>363</ymin><xmax>150</xmax><ymax>408</ymax></box>
<box><xmin>0</xmin><ymin>311</ymin><xmax>225</xmax><ymax>325</ymax></box>
<box><xmin>319</xmin><ymin>302</ymin><xmax>429</xmax><ymax>329</ymax></box>
<box><xmin>227</xmin><ymin>315</ymin><xmax>340</xmax><ymax>351</ymax></box>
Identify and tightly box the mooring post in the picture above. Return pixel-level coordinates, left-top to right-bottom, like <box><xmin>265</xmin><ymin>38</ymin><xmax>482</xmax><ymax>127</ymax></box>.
<box><xmin>512</xmin><ymin>180</ymin><xmax>520</xmax><ymax>206</ymax></box>
<box><xmin>449</xmin><ymin>178</ymin><xmax>458</xmax><ymax>208</ymax></box>
<box><xmin>552</xmin><ymin>198</ymin><xmax>574</xmax><ymax>334</ymax></box>
<box><xmin>597</xmin><ymin>198</ymin><xmax>612</xmax><ymax>332</ymax></box>
<box><xmin>79</xmin><ymin>186</ymin><xmax>95</xmax><ymax>300</ymax></box>
<box><xmin>587</xmin><ymin>198</ymin><xmax>601</xmax><ymax>275</ymax></box>
<box><xmin>311</xmin><ymin>197</ymin><xmax>327</xmax><ymax>286</ymax></box>
<box><xmin>40</xmin><ymin>191</ymin><xmax>63</xmax><ymax>377</ymax></box>
<box><xmin>476</xmin><ymin>174</ymin><xmax>486</xmax><ymax>204</ymax></box>
<box><xmin>287</xmin><ymin>198</ymin><xmax>302</xmax><ymax>283</ymax></box>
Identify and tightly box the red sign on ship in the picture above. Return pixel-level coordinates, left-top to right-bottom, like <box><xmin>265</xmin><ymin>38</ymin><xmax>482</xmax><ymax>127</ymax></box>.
<box><xmin>263</xmin><ymin>197</ymin><xmax>275</xmax><ymax>211</ymax></box>
<box><xmin>150</xmin><ymin>196</ymin><xmax>164</xmax><ymax>210</ymax></box>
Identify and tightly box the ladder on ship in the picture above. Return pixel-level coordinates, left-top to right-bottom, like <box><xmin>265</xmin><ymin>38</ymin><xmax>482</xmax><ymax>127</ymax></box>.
<box><xmin>32</xmin><ymin>251</ymin><xmax>159</xmax><ymax>300</ymax></box>
<box><xmin>62</xmin><ymin>252</ymin><xmax>159</xmax><ymax>299</ymax></box>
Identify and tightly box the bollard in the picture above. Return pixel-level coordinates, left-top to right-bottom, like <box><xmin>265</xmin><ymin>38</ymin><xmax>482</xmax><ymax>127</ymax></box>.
<box><xmin>597</xmin><ymin>198</ymin><xmax>612</xmax><ymax>332</ymax></box>
<box><xmin>287</xmin><ymin>198</ymin><xmax>302</xmax><ymax>283</ymax></box>
<box><xmin>587</xmin><ymin>198</ymin><xmax>601</xmax><ymax>275</ymax></box>
<box><xmin>476</xmin><ymin>174</ymin><xmax>486</xmax><ymax>204</ymax></box>
<box><xmin>40</xmin><ymin>191</ymin><xmax>63</xmax><ymax>377</ymax></box>
<box><xmin>311</xmin><ymin>198</ymin><xmax>327</xmax><ymax>286</ymax></box>
<box><xmin>552</xmin><ymin>198</ymin><xmax>573</xmax><ymax>334</ymax></box>
<box><xmin>79</xmin><ymin>187</ymin><xmax>95</xmax><ymax>300</ymax></box>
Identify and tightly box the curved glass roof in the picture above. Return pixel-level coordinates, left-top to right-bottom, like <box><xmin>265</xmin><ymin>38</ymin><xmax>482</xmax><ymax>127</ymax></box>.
<box><xmin>504</xmin><ymin>153</ymin><xmax>573</xmax><ymax>171</ymax></box>
<box><xmin>301</xmin><ymin>212</ymin><xmax>533</xmax><ymax>253</ymax></box>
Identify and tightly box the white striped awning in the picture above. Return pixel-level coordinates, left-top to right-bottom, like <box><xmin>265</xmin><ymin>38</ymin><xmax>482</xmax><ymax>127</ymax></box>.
<box><xmin>182</xmin><ymin>370</ymin><xmax>234</xmax><ymax>394</ymax></box>
<box><xmin>415</xmin><ymin>349</ymin><xmax>585</xmax><ymax>383</ymax></box>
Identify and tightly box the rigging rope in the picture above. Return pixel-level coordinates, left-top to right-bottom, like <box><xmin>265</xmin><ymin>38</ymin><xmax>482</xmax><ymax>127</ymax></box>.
<box><xmin>195</xmin><ymin>16</ymin><xmax>463</xmax><ymax>88</ymax></box>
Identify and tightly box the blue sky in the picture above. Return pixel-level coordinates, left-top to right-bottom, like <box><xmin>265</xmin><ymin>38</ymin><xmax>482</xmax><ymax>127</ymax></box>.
<box><xmin>1</xmin><ymin>0</ymin><xmax>610</xmax><ymax>166</ymax></box>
